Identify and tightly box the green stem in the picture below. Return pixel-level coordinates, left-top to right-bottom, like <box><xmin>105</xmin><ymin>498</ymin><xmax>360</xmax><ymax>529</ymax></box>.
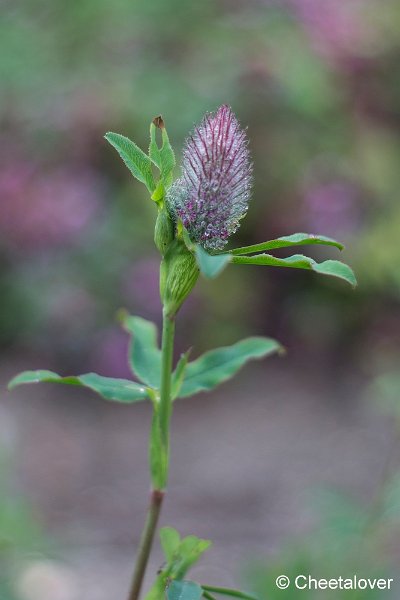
<box><xmin>127</xmin><ymin>308</ymin><xmax>175</xmax><ymax>600</ymax></box>
<box><xmin>127</xmin><ymin>489</ymin><xmax>164</xmax><ymax>600</ymax></box>
<box><xmin>159</xmin><ymin>308</ymin><xmax>175</xmax><ymax>450</ymax></box>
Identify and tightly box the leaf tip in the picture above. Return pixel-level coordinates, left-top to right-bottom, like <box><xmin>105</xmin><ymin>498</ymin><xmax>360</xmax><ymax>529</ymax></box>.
<box><xmin>152</xmin><ymin>115</ymin><xmax>165</xmax><ymax>129</ymax></box>
<box><xmin>116</xmin><ymin>307</ymin><xmax>130</xmax><ymax>327</ymax></box>
<box><xmin>277</xmin><ymin>345</ymin><xmax>286</xmax><ymax>357</ymax></box>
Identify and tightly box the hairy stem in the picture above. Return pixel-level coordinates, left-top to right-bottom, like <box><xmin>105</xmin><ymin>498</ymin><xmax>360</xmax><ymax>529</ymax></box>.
<box><xmin>159</xmin><ymin>309</ymin><xmax>176</xmax><ymax>449</ymax></box>
<box><xmin>127</xmin><ymin>308</ymin><xmax>175</xmax><ymax>600</ymax></box>
<box><xmin>127</xmin><ymin>489</ymin><xmax>164</xmax><ymax>600</ymax></box>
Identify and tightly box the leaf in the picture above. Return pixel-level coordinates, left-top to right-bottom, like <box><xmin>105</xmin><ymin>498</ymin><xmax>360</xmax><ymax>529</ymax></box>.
<box><xmin>195</xmin><ymin>244</ymin><xmax>231</xmax><ymax>279</ymax></box>
<box><xmin>123</xmin><ymin>315</ymin><xmax>162</xmax><ymax>388</ymax></box>
<box><xmin>171</xmin><ymin>349</ymin><xmax>191</xmax><ymax>400</ymax></box>
<box><xmin>149</xmin><ymin>120</ymin><xmax>175</xmax><ymax>189</ymax></box>
<box><xmin>201</xmin><ymin>586</ymin><xmax>259</xmax><ymax>600</ymax></box>
<box><xmin>160</xmin><ymin>527</ymin><xmax>181</xmax><ymax>562</ymax></box>
<box><xmin>173</xmin><ymin>536</ymin><xmax>212</xmax><ymax>579</ymax></box>
<box><xmin>145</xmin><ymin>531</ymin><xmax>211</xmax><ymax>600</ymax></box>
<box><xmin>104</xmin><ymin>132</ymin><xmax>155</xmax><ymax>193</ymax></box>
<box><xmin>229</xmin><ymin>233</ymin><xmax>344</xmax><ymax>255</ymax></box>
<box><xmin>8</xmin><ymin>370</ymin><xmax>149</xmax><ymax>403</ymax></box>
<box><xmin>167</xmin><ymin>580</ymin><xmax>203</xmax><ymax>600</ymax></box>
<box><xmin>178</xmin><ymin>337</ymin><xmax>283</xmax><ymax>399</ymax></box>
<box><xmin>232</xmin><ymin>254</ymin><xmax>357</xmax><ymax>287</ymax></box>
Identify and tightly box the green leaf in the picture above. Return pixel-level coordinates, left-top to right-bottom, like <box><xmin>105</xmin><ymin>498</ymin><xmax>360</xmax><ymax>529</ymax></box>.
<box><xmin>8</xmin><ymin>370</ymin><xmax>149</xmax><ymax>403</ymax></box>
<box><xmin>178</xmin><ymin>337</ymin><xmax>283</xmax><ymax>399</ymax></box>
<box><xmin>160</xmin><ymin>527</ymin><xmax>181</xmax><ymax>562</ymax></box>
<box><xmin>105</xmin><ymin>132</ymin><xmax>155</xmax><ymax>193</ymax></box>
<box><xmin>149</xmin><ymin>120</ymin><xmax>175</xmax><ymax>189</ymax></box>
<box><xmin>173</xmin><ymin>536</ymin><xmax>212</xmax><ymax>579</ymax></box>
<box><xmin>201</xmin><ymin>586</ymin><xmax>259</xmax><ymax>600</ymax></box>
<box><xmin>167</xmin><ymin>580</ymin><xmax>203</xmax><ymax>600</ymax></box>
<box><xmin>123</xmin><ymin>315</ymin><xmax>162</xmax><ymax>388</ymax></box>
<box><xmin>172</xmin><ymin>349</ymin><xmax>192</xmax><ymax>400</ymax></box>
<box><xmin>229</xmin><ymin>233</ymin><xmax>344</xmax><ymax>255</ymax></box>
<box><xmin>195</xmin><ymin>245</ymin><xmax>231</xmax><ymax>279</ymax></box>
<box><xmin>232</xmin><ymin>254</ymin><xmax>357</xmax><ymax>287</ymax></box>
<box><xmin>145</xmin><ymin>530</ymin><xmax>211</xmax><ymax>600</ymax></box>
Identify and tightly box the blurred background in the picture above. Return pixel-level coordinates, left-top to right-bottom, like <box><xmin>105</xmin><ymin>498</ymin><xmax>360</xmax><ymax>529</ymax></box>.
<box><xmin>1</xmin><ymin>0</ymin><xmax>400</xmax><ymax>598</ymax></box>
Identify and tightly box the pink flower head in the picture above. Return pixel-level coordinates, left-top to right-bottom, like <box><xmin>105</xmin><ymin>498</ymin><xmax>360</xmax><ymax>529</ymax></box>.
<box><xmin>167</xmin><ymin>105</ymin><xmax>252</xmax><ymax>250</ymax></box>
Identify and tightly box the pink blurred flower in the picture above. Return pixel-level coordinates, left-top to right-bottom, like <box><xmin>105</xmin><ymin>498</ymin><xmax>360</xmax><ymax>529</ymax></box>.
<box><xmin>89</xmin><ymin>327</ymin><xmax>131</xmax><ymax>379</ymax></box>
<box><xmin>122</xmin><ymin>257</ymin><xmax>162</xmax><ymax>321</ymax></box>
<box><xmin>289</xmin><ymin>0</ymin><xmax>371</xmax><ymax>62</ymax></box>
<box><xmin>0</xmin><ymin>163</ymin><xmax>101</xmax><ymax>251</ymax></box>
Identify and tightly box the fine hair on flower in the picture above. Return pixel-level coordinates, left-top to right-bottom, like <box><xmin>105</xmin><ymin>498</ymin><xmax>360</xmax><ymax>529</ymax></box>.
<box><xmin>167</xmin><ymin>105</ymin><xmax>253</xmax><ymax>251</ymax></box>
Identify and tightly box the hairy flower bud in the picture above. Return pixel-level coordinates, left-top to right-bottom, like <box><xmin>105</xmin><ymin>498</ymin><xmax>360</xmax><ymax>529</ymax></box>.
<box><xmin>161</xmin><ymin>240</ymin><xmax>199</xmax><ymax>317</ymax></box>
<box><xmin>166</xmin><ymin>105</ymin><xmax>252</xmax><ymax>251</ymax></box>
<box><xmin>154</xmin><ymin>208</ymin><xmax>174</xmax><ymax>255</ymax></box>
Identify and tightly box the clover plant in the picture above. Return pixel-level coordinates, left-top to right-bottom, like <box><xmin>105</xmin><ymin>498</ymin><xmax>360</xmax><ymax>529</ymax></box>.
<box><xmin>8</xmin><ymin>106</ymin><xmax>356</xmax><ymax>600</ymax></box>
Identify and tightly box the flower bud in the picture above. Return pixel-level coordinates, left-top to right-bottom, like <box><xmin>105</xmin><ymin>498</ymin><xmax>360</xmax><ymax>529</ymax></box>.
<box><xmin>154</xmin><ymin>208</ymin><xmax>174</xmax><ymax>255</ymax></box>
<box><xmin>161</xmin><ymin>240</ymin><xmax>199</xmax><ymax>317</ymax></box>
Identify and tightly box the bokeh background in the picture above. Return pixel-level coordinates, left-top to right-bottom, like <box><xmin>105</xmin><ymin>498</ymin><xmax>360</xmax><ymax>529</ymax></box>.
<box><xmin>1</xmin><ymin>1</ymin><xmax>400</xmax><ymax>598</ymax></box>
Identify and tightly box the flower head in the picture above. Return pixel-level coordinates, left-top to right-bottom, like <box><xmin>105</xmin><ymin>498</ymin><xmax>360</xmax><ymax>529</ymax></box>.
<box><xmin>167</xmin><ymin>105</ymin><xmax>252</xmax><ymax>251</ymax></box>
